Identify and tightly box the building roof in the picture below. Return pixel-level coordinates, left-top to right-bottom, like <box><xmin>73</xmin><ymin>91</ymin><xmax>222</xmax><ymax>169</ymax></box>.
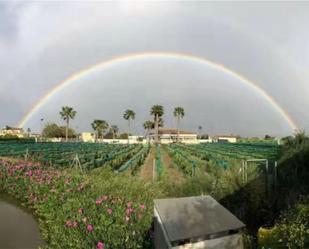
<box><xmin>154</xmin><ymin>196</ymin><xmax>245</xmax><ymax>243</ymax></box>
<box><xmin>215</xmin><ymin>135</ymin><xmax>237</xmax><ymax>138</ymax></box>
<box><xmin>2</xmin><ymin>126</ymin><xmax>23</xmax><ymax>131</ymax></box>
<box><xmin>151</xmin><ymin>128</ymin><xmax>196</xmax><ymax>135</ymax></box>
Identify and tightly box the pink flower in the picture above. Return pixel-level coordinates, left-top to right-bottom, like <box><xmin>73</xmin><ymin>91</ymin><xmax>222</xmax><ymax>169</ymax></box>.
<box><xmin>126</xmin><ymin>207</ymin><xmax>134</xmax><ymax>216</ymax></box>
<box><xmin>96</xmin><ymin>199</ymin><xmax>102</xmax><ymax>205</ymax></box>
<box><xmin>72</xmin><ymin>221</ymin><xmax>78</xmax><ymax>227</ymax></box>
<box><xmin>101</xmin><ymin>195</ymin><xmax>108</xmax><ymax>201</ymax></box>
<box><xmin>107</xmin><ymin>208</ymin><xmax>113</xmax><ymax>215</ymax></box>
<box><xmin>140</xmin><ymin>204</ymin><xmax>146</xmax><ymax>210</ymax></box>
<box><xmin>78</xmin><ymin>208</ymin><xmax>83</xmax><ymax>214</ymax></box>
<box><xmin>127</xmin><ymin>201</ymin><xmax>133</xmax><ymax>208</ymax></box>
<box><xmin>96</xmin><ymin>241</ymin><xmax>104</xmax><ymax>249</ymax></box>
<box><xmin>26</xmin><ymin>170</ymin><xmax>33</xmax><ymax>177</ymax></box>
<box><xmin>65</xmin><ymin>220</ymin><xmax>73</xmax><ymax>227</ymax></box>
<box><xmin>87</xmin><ymin>224</ymin><xmax>93</xmax><ymax>232</ymax></box>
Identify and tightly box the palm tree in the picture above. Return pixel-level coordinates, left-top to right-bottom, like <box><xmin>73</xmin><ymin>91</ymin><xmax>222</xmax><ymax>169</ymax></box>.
<box><xmin>143</xmin><ymin>120</ymin><xmax>154</xmax><ymax>142</ymax></box>
<box><xmin>91</xmin><ymin>120</ymin><xmax>109</xmax><ymax>142</ymax></box>
<box><xmin>59</xmin><ymin>106</ymin><xmax>76</xmax><ymax>142</ymax></box>
<box><xmin>27</xmin><ymin>128</ymin><xmax>31</xmax><ymax>137</ymax></box>
<box><xmin>198</xmin><ymin>125</ymin><xmax>202</xmax><ymax>139</ymax></box>
<box><xmin>123</xmin><ymin>109</ymin><xmax>135</xmax><ymax>144</ymax></box>
<box><xmin>173</xmin><ymin>107</ymin><xmax>185</xmax><ymax>143</ymax></box>
<box><xmin>110</xmin><ymin>125</ymin><xmax>119</xmax><ymax>140</ymax></box>
<box><xmin>151</xmin><ymin>105</ymin><xmax>164</xmax><ymax>144</ymax></box>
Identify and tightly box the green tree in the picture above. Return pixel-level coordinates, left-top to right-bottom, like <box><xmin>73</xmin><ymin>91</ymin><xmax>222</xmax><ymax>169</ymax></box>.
<box><xmin>143</xmin><ymin>120</ymin><xmax>154</xmax><ymax>142</ymax></box>
<box><xmin>110</xmin><ymin>125</ymin><xmax>119</xmax><ymax>139</ymax></box>
<box><xmin>173</xmin><ymin>107</ymin><xmax>185</xmax><ymax>143</ymax></box>
<box><xmin>151</xmin><ymin>105</ymin><xmax>164</xmax><ymax>144</ymax></box>
<box><xmin>59</xmin><ymin>106</ymin><xmax>76</xmax><ymax>142</ymax></box>
<box><xmin>42</xmin><ymin>123</ymin><xmax>76</xmax><ymax>138</ymax></box>
<box><xmin>198</xmin><ymin>125</ymin><xmax>202</xmax><ymax>138</ymax></box>
<box><xmin>91</xmin><ymin>120</ymin><xmax>109</xmax><ymax>142</ymax></box>
<box><xmin>123</xmin><ymin>109</ymin><xmax>135</xmax><ymax>143</ymax></box>
<box><xmin>119</xmin><ymin>133</ymin><xmax>129</xmax><ymax>139</ymax></box>
<box><xmin>27</xmin><ymin>128</ymin><xmax>31</xmax><ymax>137</ymax></box>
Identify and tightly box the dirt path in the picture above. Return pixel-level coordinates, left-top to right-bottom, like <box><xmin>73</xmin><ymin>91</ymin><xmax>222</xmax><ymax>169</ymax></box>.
<box><xmin>140</xmin><ymin>147</ymin><xmax>155</xmax><ymax>180</ymax></box>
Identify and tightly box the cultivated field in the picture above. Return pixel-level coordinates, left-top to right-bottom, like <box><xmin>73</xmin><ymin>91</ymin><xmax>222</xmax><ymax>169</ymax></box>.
<box><xmin>0</xmin><ymin>139</ymin><xmax>308</xmax><ymax>249</ymax></box>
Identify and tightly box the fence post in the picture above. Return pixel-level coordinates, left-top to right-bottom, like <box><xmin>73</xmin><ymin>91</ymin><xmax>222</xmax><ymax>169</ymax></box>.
<box><xmin>24</xmin><ymin>148</ymin><xmax>29</xmax><ymax>161</ymax></box>
<box><xmin>265</xmin><ymin>160</ymin><xmax>269</xmax><ymax>197</ymax></box>
<box><xmin>242</xmin><ymin>160</ymin><xmax>245</xmax><ymax>183</ymax></box>
<box><xmin>192</xmin><ymin>161</ymin><xmax>196</xmax><ymax>177</ymax></box>
<box><xmin>274</xmin><ymin>161</ymin><xmax>278</xmax><ymax>194</ymax></box>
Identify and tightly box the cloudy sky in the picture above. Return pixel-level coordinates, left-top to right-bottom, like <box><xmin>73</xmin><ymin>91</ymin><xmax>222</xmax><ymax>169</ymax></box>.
<box><xmin>1</xmin><ymin>1</ymin><xmax>309</xmax><ymax>136</ymax></box>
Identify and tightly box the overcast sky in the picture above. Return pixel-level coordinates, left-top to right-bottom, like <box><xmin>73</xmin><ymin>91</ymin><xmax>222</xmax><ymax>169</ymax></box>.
<box><xmin>1</xmin><ymin>1</ymin><xmax>309</xmax><ymax>136</ymax></box>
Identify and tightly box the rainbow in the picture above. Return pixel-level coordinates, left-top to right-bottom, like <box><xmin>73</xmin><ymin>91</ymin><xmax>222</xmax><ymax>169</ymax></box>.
<box><xmin>18</xmin><ymin>51</ymin><xmax>298</xmax><ymax>131</ymax></box>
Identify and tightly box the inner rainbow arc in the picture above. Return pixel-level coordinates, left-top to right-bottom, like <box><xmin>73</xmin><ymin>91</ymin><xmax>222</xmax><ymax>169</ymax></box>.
<box><xmin>17</xmin><ymin>51</ymin><xmax>298</xmax><ymax>132</ymax></box>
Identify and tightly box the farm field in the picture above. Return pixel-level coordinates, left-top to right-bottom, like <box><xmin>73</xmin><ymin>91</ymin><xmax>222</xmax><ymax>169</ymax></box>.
<box><xmin>0</xmin><ymin>141</ymin><xmax>280</xmax><ymax>169</ymax></box>
<box><xmin>0</xmin><ymin>142</ymin><xmax>149</xmax><ymax>172</ymax></box>
<box><xmin>0</xmin><ymin>140</ymin><xmax>308</xmax><ymax>248</ymax></box>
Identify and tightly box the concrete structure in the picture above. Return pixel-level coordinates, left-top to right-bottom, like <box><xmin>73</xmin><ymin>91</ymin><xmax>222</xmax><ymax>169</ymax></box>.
<box><xmin>154</xmin><ymin>196</ymin><xmax>245</xmax><ymax>249</ymax></box>
<box><xmin>80</xmin><ymin>132</ymin><xmax>143</xmax><ymax>144</ymax></box>
<box><xmin>81</xmin><ymin>132</ymin><xmax>95</xmax><ymax>142</ymax></box>
<box><xmin>198</xmin><ymin>138</ymin><xmax>213</xmax><ymax>143</ymax></box>
<box><xmin>213</xmin><ymin>135</ymin><xmax>237</xmax><ymax>143</ymax></box>
<box><xmin>149</xmin><ymin>128</ymin><xmax>198</xmax><ymax>144</ymax></box>
<box><xmin>0</xmin><ymin>126</ymin><xmax>24</xmax><ymax>138</ymax></box>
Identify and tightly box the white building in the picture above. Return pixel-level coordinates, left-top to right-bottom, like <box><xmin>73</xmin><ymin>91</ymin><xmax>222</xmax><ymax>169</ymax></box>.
<box><xmin>80</xmin><ymin>132</ymin><xmax>143</xmax><ymax>144</ymax></box>
<box><xmin>149</xmin><ymin>128</ymin><xmax>198</xmax><ymax>144</ymax></box>
<box><xmin>213</xmin><ymin>135</ymin><xmax>238</xmax><ymax>143</ymax></box>
<box><xmin>81</xmin><ymin>132</ymin><xmax>95</xmax><ymax>142</ymax></box>
<box><xmin>0</xmin><ymin>126</ymin><xmax>24</xmax><ymax>138</ymax></box>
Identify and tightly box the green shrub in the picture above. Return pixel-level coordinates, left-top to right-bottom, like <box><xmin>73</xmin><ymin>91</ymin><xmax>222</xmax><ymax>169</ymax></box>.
<box><xmin>258</xmin><ymin>200</ymin><xmax>309</xmax><ymax>249</ymax></box>
<box><xmin>0</xmin><ymin>159</ymin><xmax>162</xmax><ymax>249</ymax></box>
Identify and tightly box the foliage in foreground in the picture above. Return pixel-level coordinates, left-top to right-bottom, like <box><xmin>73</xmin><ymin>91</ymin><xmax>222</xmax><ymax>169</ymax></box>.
<box><xmin>258</xmin><ymin>199</ymin><xmax>309</xmax><ymax>249</ymax></box>
<box><xmin>0</xmin><ymin>159</ymin><xmax>162</xmax><ymax>249</ymax></box>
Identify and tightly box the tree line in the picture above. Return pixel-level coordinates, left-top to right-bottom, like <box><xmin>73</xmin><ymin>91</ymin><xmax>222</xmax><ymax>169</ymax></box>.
<box><xmin>42</xmin><ymin>105</ymin><xmax>186</xmax><ymax>142</ymax></box>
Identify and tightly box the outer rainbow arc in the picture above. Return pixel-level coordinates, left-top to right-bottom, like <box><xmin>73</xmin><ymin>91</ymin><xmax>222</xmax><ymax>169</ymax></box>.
<box><xmin>18</xmin><ymin>52</ymin><xmax>298</xmax><ymax>131</ymax></box>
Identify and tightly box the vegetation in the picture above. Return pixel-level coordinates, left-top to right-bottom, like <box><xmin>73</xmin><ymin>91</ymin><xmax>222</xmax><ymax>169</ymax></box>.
<box><xmin>0</xmin><ymin>135</ymin><xmax>35</xmax><ymax>143</ymax></box>
<box><xmin>1</xmin><ymin>105</ymin><xmax>309</xmax><ymax>249</ymax></box>
<box><xmin>173</xmin><ymin>107</ymin><xmax>185</xmax><ymax>143</ymax></box>
<box><xmin>0</xmin><ymin>158</ymin><xmax>162</xmax><ymax>249</ymax></box>
<box><xmin>42</xmin><ymin>123</ymin><xmax>76</xmax><ymax>139</ymax></box>
<box><xmin>143</xmin><ymin>121</ymin><xmax>153</xmax><ymax>142</ymax></box>
<box><xmin>123</xmin><ymin>109</ymin><xmax>136</xmax><ymax>144</ymax></box>
<box><xmin>0</xmin><ymin>143</ymin><xmax>149</xmax><ymax>172</ymax></box>
<box><xmin>150</xmin><ymin>105</ymin><xmax>164</xmax><ymax>144</ymax></box>
<box><xmin>59</xmin><ymin>106</ymin><xmax>77</xmax><ymax>142</ymax></box>
<box><xmin>91</xmin><ymin>120</ymin><xmax>109</xmax><ymax>141</ymax></box>
<box><xmin>109</xmin><ymin>125</ymin><xmax>119</xmax><ymax>139</ymax></box>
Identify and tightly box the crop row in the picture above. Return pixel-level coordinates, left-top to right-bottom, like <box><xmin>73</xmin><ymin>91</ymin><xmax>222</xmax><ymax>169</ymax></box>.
<box><xmin>0</xmin><ymin>143</ymin><xmax>150</xmax><ymax>172</ymax></box>
<box><xmin>166</xmin><ymin>142</ymin><xmax>279</xmax><ymax>175</ymax></box>
<box><xmin>165</xmin><ymin>145</ymin><xmax>197</xmax><ymax>176</ymax></box>
<box><xmin>197</xmin><ymin>143</ymin><xmax>279</xmax><ymax>161</ymax></box>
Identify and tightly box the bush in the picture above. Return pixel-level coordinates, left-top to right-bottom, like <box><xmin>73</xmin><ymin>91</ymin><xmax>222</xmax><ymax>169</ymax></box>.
<box><xmin>0</xmin><ymin>159</ymin><xmax>163</xmax><ymax>249</ymax></box>
<box><xmin>258</xmin><ymin>199</ymin><xmax>309</xmax><ymax>249</ymax></box>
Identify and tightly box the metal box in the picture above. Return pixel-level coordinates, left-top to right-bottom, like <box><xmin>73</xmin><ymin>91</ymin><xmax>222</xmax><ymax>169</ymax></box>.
<box><xmin>154</xmin><ymin>196</ymin><xmax>245</xmax><ymax>249</ymax></box>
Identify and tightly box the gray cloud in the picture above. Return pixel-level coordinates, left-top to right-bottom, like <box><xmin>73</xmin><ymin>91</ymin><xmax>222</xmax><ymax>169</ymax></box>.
<box><xmin>0</xmin><ymin>3</ymin><xmax>19</xmax><ymax>43</ymax></box>
<box><xmin>0</xmin><ymin>1</ymin><xmax>308</xmax><ymax>136</ymax></box>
